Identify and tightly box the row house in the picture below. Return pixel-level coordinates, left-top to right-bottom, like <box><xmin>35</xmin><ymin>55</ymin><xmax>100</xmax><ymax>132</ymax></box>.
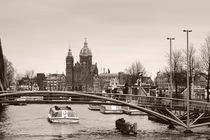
<box><xmin>45</xmin><ymin>73</ymin><xmax>66</xmax><ymax>91</ymax></box>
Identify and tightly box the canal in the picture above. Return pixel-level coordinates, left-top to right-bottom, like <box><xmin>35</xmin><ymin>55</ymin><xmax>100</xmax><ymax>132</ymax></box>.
<box><xmin>0</xmin><ymin>104</ymin><xmax>210</xmax><ymax>140</ymax></box>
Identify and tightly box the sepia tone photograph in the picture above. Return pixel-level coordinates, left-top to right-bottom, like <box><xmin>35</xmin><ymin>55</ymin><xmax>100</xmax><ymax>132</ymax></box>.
<box><xmin>1</xmin><ymin>0</ymin><xmax>210</xmax><ymax>139</ymax></box>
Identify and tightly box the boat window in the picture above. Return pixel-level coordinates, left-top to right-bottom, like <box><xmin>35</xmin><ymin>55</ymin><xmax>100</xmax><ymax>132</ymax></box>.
<box><xmin>68</xmin><ymin>112</ymin><xmax>76</xmax><ymax>117</ymax></box>
<box><xmin>52</xmin><ymin>112</ymin><xmax>59</xmax><ymax>117</ymax></box>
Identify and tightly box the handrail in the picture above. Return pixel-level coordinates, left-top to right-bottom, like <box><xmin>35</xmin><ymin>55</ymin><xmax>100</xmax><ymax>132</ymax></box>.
<box><xmin>1</xmin><ymin>91</ymin><xmax>210</xmax><ymax>112</ymax></box>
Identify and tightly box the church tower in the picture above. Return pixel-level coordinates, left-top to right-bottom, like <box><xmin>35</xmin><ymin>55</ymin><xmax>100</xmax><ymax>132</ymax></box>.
<box><xmin>66</xmin><ymin>48</ymin><xmax>74</xmax><ymax>91</ymax></box>
<box><xmin>79</xmin><ymin>39</ymin><xmax>92</xmax><ymax>69</ymax></box>
<box><xmin>79</xmin><ymin>39</ymin><xmax>93</xmax><ymax>91</ymax></box>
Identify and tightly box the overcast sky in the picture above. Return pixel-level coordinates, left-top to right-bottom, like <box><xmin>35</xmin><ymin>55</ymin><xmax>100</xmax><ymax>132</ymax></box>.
<box><xmin>1</xmin><ymin>0</ymin><xmax>210</xmax><ymax>79</ymax></box>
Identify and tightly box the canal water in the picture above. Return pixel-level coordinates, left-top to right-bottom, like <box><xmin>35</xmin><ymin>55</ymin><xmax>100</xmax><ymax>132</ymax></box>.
<box><xmin>0</xmin><ymin>104</ymin><xmax>210</xmax><ymax>140</ymax></box>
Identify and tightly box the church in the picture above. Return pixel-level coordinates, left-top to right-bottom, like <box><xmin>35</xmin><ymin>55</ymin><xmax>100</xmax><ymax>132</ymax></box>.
<box><xmin>66</xmin><ymin>39</ymin><xmax>98</xmax><ymax>91</ymax></box>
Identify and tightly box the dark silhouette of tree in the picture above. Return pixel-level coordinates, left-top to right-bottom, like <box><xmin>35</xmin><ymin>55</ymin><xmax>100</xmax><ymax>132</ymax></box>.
<box><xmin>165</xmin><ymin>47</ymin><xmax>201</xmax><ymax>98</ymax></box>
<box><xmin>172</xmin><ymin>50</ymin><xmax>184</xmax><ymax>95</ymax></box>
<box><xmin>25</xmin><ymin>70</ymin><xmax>35</xmax><ymax>91</ymax></box>
<box><xmin>183</xmin><ymin>45</ymin><xmax>201</xmax><ymax>99</ymax></box>
<box><xmin>200</xmin><ymin>33</ymin><xmax>210</xmax><ymax>102</ymax></box>
<box><xmin>4</xmin><ymin>56</ymin><xmax>15</xmax><ymax>89</ymax></box>
<box><xmin>125</xmin><ymin>61</ymin><xmax>147</xmax><ymax>85</ymax></box>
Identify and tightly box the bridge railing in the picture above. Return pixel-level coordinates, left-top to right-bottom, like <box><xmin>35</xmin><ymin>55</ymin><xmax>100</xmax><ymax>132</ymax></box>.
<box><xmin>91</xmin><ymin>93</ymin><xmax>210</xmax><ymax>112</ymax></box>
<box><xmin>1</xmin><ymin>91</ymin><xmax>210</xmax><ymax>112</ymax></box>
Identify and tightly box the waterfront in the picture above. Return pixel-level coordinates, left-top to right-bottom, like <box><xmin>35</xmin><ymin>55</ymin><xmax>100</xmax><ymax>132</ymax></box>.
<box><xmin>0</xmin><ymin>104</ymin><xmax>210</xmax><ymax>140</ymax></box>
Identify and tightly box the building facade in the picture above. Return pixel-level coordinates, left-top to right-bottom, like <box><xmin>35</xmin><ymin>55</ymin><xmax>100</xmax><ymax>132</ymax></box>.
<box><xmin>45</xmin><ymin>74</ymin><xmax>66</xmax><ymax>91</ymax></box>
<box><xmin>66</xmin><ymin>40</ymin><xmax>98</xmax><ymax>91</ymax></box>
<box><xmin>36</xmin><ymin>73</ymin><xmax>46</xmax><ymax>90</ymax></box>
<box><xmin>154</xmin><ymin>71</ymin><xmax>170</xmax><ymax>91</ymax></box>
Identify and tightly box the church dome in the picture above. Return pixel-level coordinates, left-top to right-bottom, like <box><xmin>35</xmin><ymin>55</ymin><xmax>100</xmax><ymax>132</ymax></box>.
<box><xmin>79</xmin><ymin>40</ymin><xmax>92</xmax><ymax>56</ymax></box>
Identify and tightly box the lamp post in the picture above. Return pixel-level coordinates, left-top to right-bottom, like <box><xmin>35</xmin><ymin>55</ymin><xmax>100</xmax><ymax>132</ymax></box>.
<box><xmin>183</xmin><ymin>29</ymin><xmax>192</xmax><ymax>133</ymax></box>
<box><xmin>167</xmin><ymin>37</ymin><xmax>175</xmax><ymax>107</ymax></box>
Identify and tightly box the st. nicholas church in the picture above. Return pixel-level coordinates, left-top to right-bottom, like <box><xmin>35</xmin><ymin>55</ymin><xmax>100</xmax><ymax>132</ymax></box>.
<box><xmin>66</xmin><ymin>39</ymin><xmax>98</xmax><ymax>91</ymax></box>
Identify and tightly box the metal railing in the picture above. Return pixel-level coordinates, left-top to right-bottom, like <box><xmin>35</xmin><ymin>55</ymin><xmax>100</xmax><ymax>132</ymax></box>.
<box><xmin>1</xmin><ymin>91</ymin><xmax>210</xmax><ymax>113</ymax></box>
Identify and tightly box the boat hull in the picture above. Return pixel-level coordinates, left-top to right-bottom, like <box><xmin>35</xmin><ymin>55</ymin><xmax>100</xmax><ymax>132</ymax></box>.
<box><xmin>100</xmin><ymin>105</ymin><xmax>123</xmax><ymax>114</ymax></box>
<box><xmin>88</xmin><ymin>105</ymin><xmax>101</xmax><ymax>111</ymax></box>
<box><xmin>123</xmin><ymin>109</ymin><xmax>147</xmax><ymax>115</ymax></box>
<box><xmin>48</xmin><ymin>115</ymin><xmax>79</xmax><ymax>123</ymax></box>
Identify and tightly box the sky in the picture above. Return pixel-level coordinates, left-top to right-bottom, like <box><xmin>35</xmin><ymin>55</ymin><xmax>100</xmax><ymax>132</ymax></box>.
<box><xmin>1</xmin><ymin>0</ymin><xmax>210</xmax><ymax>79</ymax></box>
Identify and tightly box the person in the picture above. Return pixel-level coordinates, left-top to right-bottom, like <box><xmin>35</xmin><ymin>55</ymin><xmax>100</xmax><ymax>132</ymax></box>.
<box><xmin>55</xmin><ymin>106</ymin><xmax>60</xmax><ymax>110</ymax></box>
<box><xmin>66</xmin><ymin>106</ymin><xmax>72</xmax><ymax>110</ymax></box>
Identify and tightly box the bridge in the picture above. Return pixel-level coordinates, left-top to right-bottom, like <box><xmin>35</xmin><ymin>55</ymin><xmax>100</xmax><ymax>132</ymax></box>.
<box><xmin>0</xmin><ymin>91</ymin><xmax>210</xmax><ymax>133</ymax></box>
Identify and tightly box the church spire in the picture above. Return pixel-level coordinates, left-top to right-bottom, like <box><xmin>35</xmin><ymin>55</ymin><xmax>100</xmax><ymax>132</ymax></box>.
<box><xmin>84</xmin><ymin>38</ymin><xmax>88</xmax><ymax>47</ymax></box>
<box><xmin>68</xmin><ymin>44</ymin><xmax>71</xmax><ymax>51</ymax></box>
<box><xmin>67</xmin><ymin>44</ymin><xmax>73</xmax><ymax>57</ymax></box>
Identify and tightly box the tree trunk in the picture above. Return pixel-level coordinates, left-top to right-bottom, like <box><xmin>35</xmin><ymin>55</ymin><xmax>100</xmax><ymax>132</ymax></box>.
<box><xmin>174</xmin><ymin>72</ymin><xmax>178</xmax><ymax>96</ymax></box>
<box><xmin>189</xmin><ymin>76</ymin><xmax>192</xmax><ymax>100</ymax></box>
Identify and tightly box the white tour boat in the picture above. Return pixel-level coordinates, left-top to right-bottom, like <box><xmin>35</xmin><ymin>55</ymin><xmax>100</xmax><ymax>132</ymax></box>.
<box><xmin>48</xmin><ymin>106</ymin><xmax>79</xmax><ymax>123</ymax></box>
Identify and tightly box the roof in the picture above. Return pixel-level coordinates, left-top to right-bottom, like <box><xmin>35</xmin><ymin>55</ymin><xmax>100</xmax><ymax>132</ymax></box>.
<box><xmin>99</xmin><ymin>73</ymin><xmax>118</xmax><ymax>78</ymax></box>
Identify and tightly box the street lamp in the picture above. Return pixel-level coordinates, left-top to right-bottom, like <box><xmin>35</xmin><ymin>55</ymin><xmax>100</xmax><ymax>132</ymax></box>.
<box><xmin>167</xmin><ymin>37</ymin><xmax>175</xmax><ymax>102</ymax></box>
<box><xmin>183</xmin><ymin>29</ymin><xmax>192</xmax><ymax>133</ymax></box>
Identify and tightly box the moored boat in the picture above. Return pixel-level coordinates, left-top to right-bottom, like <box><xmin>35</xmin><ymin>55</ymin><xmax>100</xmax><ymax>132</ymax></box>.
<box><xmin>88</xmin><ymin>101</ymin><xmax>101</xmax><ymax>111</ymax></box>
<box><xmin>48</xmin><ymin>106</ymin><xmax>79</xmax><ymax>123</ymax></box>
<box><xmin>10</xmin><ymin>97</ymin><xmax>27</xmax><ymax>106</ymax></box>
<box><xmin>100</xmin><ymin>105</ymin><xmax>123</xmax><ymax>114</ymax></box>
<box><xmin>122</xmin><ymin>106</ymin><xmax>147</xmax><ymax>115</ymax></box>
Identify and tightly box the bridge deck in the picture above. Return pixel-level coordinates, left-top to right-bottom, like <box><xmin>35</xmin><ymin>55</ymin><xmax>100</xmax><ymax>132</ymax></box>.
<box><xmin>1</xmin><ymin>91</ymin><xmax>209</xmax><ymax>113</ymax></box>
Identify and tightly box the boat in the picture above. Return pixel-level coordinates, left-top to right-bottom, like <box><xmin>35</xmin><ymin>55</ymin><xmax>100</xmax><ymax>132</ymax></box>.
<box><xmin>88</xmin><ymin>101</ymin><xmax>101</xmax><ymax>111</ymax></box>
<box><xmin>100</xmin><ymin>105</ymin><xmax>123</xmax><ymax>114</ymax></box>
<box><xmin>48</xmin><ymin>106</ymin><xmax>79</xmax><ymax>123</ymax></box>
<box><xmin>115</xmin><ymin>118</ymin><xmax>137</xmax><ymax>135</ymax></box>
<box><xmin>10</xmin><ymin>97</ymin><xmax>27</xmax><ymax>106</ymax></box>
<box><xmin>122</xmin><ymin>106</ymin><xmax>147</xmax><ymax>115</ymax></box>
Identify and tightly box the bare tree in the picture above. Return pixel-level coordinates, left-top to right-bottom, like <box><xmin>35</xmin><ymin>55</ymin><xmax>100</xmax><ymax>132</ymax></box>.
<box><xmin>25</xmin><ymin>70</ymin><xmax>35</xmax><ymax>90</ymax></box>
<box><xmin>200</xmin><ymin>33</ymin><xmax>210</xmax><ymax>102</ymax></box>
<box><xmin>4</xmin><ymin>56</ymin><xmax>15</xmax><ymax>89</ymax></box>
<box><xmin>183</xmin><ymin>45</ymin><xmax>201</xmax><ymax>99</ymax></box>
<box><xmin>165</xmin><ymin>49</ymin><xmax>185</xmax><ymax>95</ymax></box>
<box><xmin>172</xmin><ymin>50</ymin><xmax>184</xmax><ymax>95</ymax></box>
<box><xmin>125</xmin><ymin>61</ymin><xmax>147</xmax><ymax>85</ymax></box>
